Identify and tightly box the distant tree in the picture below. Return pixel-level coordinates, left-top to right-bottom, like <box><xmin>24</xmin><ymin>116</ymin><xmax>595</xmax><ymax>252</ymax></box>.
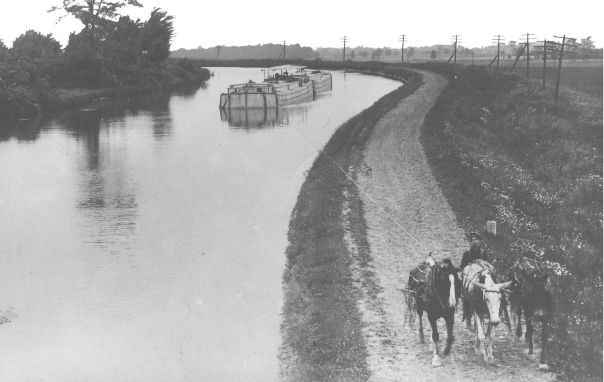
<box><xmin>580</xmin><ymin>36</ymin><xmax>595</xmax><ymax>60</ymax></box>
<box><xmin>12</xmin><ymin>30</ymin><xmax>62</xmax><ymax>59</ymax></box>
<box><xmin>430</xmin><ymin>50</ymin><xmax>436</xmax><ymax>59</ymax></box>
<box><xmin>359</xmin><ymin>50</ymin><xmax>369</xmax><ymax>57</ymax></box>
<box><xmin>407</xmin><ymin>47</ymin><xmax>415</xmax><ymax>59</ymax></box>
<box><xmin>393</xmin><ymin>49</ymin><xmax>400</xmax><ymax>56</ymax></box>
<box><xmin>350</xmin><ymin>50</ymin><xmax>355</xmax><ymax>60</ymax></box>
<box><xmin>443</xmin><ymin>48</ymin><xmax>451</xmax><ymax>55</ymax></box>
<box><xmin>508</xmin><ymin>40</ymin><xmax>517</xmax><ymax>48</ymax></box>
<box><xmin>580</xmin><ymin>36</ymin><xmax>595</xmax><ymax>49</ymax></box>
<box><xmin>385</xmin><ymin>49</ymin><xmax>392</xmax><ymax>56</ymax></box>
<box><xmin>48</xmin><ymin>0</ymin><xmax>143</xmax><ymax>46</ymax></box>
<box><xmin>464</xmin><ymin>47</ymin><xmax>470</xmax><ymax>55</ymax></box>
<box><xmin>371</xmin><ymin>48</ymin><xmax>383</xmax><ymax>60</ymax></box>
<box><xmin>141</xmin><ymin>8</ymin><xmax>174</xmax><ymax>62</ymax></box>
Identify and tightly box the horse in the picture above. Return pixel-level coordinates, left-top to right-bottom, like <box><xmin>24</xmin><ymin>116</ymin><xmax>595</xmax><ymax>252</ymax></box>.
<box><xmin>508</xmin><ymin>257</ymin><xmax>553</xmax><ymax>370</ymax></box>
<box><xmin>462</xmin><ymin>259</ymin><xmax>511</xmax><ymax>363</ymax></box>
<box><xmin>408</xmin><ymin>255</ymin><xmax>462</xmax><ymax>366</ymax></box>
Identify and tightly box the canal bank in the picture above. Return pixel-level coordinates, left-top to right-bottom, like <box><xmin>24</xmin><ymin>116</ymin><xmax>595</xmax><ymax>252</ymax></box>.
<box><xmin>279</xmin><ymin>69</ymin><xmax>557</xmax><ymax>382</ymax></box>
<box><xmin>278</xmin><ymin>69</ymin><xmax>423</xmax><ymax>381</ymax></box>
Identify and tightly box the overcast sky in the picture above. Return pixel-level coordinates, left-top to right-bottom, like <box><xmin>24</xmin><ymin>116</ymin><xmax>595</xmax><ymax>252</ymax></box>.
<box><xmin>3</xmin><ymin>0</ymin><xmax>602</xmax><ymax>51</ymax></box>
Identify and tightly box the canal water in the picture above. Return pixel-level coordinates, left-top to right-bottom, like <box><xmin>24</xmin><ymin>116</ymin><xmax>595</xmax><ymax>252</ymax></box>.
<box><xmin>0</xmin><ymin>68</ymin><xmax>401</xmax><ymax>381</ymax></box>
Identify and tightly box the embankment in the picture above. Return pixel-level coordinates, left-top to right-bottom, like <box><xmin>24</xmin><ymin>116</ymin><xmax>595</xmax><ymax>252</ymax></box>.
<box><xmin>275</xmin><ymin>60</ymin><xmax>600</xmax><ymax>381</ymax></box>
<box><xmin>278</xmin><ymin>66</ymin><xmax>423</xmax><ymax>381</ymax></box>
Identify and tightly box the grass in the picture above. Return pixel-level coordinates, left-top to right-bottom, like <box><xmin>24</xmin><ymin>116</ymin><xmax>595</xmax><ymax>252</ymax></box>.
<box><xmin>416</xmin><ymin>62</ymin><xmax>602</xmax><ymax>381</ymax></box>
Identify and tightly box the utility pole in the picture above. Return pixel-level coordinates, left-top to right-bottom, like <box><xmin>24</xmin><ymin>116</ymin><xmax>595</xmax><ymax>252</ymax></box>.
<box><xmin>510</xmin><ymin>43</ymin><xmax>527</xmax><ymax>73</ymax></box>
<box><xmin>341</xmin><ymin>36</ymin><xmax>349</xmax><ymax>62</ymax></box>
<box><xmin>520</xmin><ymin>33</ymin><xmax>535</xmax><ymax>77</ymax></box>
<box><xmin>215</xmin><ymin>45</ymin><xmax>222</xmax><ymax>60</ymax></box>
<box><xmin>278</xmin><ymin>40</ymin><xmax>286</xmax><ymax>59</ymax></box>
<box><xmin>489</xmin><ymin>35</ymin><xmax>505</xmax><ymax>70</ymax></box>
<box><xmin>550</xmin><ymin>35</ymin><xmax>578</xmax><ymax>103</ymax></box>
<box><xmin>399</xmin><ymin>35</ymin><xmax>408</xmax><ymax>63</ymax></box>
<box><xmin>449</xmin><ymin>35</ymin><xmax>461</xmax><ymax>65</ymax></box>
<box><xmin>534</xmin><ymin>40</ymin><xmax>554</xmax><ymax>88</ymax></box>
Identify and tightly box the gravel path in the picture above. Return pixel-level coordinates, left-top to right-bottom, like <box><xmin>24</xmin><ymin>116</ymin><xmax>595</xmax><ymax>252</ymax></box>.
<box><xmin>351</xmin><ymin>70</ymin><xmax>556</xmax><ymax>382</ymax></box>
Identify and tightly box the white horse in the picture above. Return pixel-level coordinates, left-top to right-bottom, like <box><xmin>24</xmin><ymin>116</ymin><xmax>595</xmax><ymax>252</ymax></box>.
<box><xmin>462</xmin><ymin>260</ymin><xmax>511</xmax><ymax>362</ymax></box>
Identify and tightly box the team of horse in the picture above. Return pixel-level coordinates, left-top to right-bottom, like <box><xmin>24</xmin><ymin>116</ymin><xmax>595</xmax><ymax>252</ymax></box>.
<box><xmin>408</xmin><ymin>252</ymin><xmax>552</xmax><ymax>370</ymax></box>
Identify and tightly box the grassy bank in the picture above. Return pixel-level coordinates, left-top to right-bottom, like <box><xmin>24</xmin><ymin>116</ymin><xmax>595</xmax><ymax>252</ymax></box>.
<box><xmin>417</xmin><ymin>63</ymin><xmax>602</xmax><ymax>381</ymax></box>
<box><xmin>280</xmin><ymin>67</ymin><xmax>423</xmax><ymax>381</ymax></box>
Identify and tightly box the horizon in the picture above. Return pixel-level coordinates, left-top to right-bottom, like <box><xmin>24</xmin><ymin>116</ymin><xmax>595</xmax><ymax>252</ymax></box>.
<box><xmin>3</xmin><ymin>1</ymin><xmax>602</xmax><ymax>52</ymax></box>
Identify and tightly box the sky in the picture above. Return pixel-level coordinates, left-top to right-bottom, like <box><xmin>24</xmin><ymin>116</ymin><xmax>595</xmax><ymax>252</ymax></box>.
<box><xmin>2</xmin><ymin>0</ymin><xmax>602</xmax><ymax>51</ymax></box>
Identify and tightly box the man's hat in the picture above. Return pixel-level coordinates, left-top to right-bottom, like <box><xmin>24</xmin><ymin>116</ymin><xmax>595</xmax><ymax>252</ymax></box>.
<box><xmin>469</xmin><ymin>232</ymin><xmax>482</xmax><ymax>241</ymax></box>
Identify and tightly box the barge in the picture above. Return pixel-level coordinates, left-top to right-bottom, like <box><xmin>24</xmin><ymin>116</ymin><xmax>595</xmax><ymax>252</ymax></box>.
<box><xmin>219</xmin><ymin>65</ymin><xmax>332</xmax><ymax>109</ymax></box>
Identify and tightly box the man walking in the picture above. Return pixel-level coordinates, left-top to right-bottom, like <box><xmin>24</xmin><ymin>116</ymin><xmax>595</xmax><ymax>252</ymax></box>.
<box><xmin>461</xmin><ymin>232</ymin><xmax>488</xmax><ymax>269</ymax></box>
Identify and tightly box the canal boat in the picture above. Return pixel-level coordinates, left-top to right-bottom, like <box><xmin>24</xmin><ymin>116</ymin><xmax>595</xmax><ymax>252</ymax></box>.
<box><xmin>219</xmin><ymin>65</ymin><xmax>332</xmax><ymax>109</ymax></box>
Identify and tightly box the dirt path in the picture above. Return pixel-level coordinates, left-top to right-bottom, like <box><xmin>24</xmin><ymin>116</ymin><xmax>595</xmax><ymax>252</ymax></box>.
<box><xmin>351</xmin><ymin>70</ymin><xmax>556</xmax><ymax>381</ymax></box>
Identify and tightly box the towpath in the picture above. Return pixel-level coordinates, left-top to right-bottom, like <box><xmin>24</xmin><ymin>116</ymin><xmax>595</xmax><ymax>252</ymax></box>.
<box><xmin>350</xmin><ymin>70</ymin><xmax>556</xmax><ymax>381</ymax></box>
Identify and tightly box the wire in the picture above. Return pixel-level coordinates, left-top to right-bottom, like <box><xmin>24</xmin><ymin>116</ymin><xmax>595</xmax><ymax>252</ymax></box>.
<box><xmin>294</xmin><ymin>122</ymin><xmax>432</xmax><ymax>254</ymax></box>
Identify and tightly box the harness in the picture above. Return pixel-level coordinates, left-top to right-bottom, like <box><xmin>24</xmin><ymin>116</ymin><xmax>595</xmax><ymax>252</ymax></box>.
<box><xmin>462</xmin><ymin>260</ymin><xmax>506</xmax><ymax>333</ymax></box>
<box><xmin>408</xmin><ymin>260</ymin><xmax>455</xmax><ymax>311</ymax></box>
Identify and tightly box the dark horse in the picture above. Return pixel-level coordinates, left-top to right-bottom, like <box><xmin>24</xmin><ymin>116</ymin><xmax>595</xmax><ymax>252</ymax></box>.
<box><xmin>508</xmin><ymin>257</ymin><xmax>553</xmax><ymax>370</ymax></box>
<box><xmin>408</xmin><ymin>256</ymin><xmax>462</xmax><ymax>366</ymax></box>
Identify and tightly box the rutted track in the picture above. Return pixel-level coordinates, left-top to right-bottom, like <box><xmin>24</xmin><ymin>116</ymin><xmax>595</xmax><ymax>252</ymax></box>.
<box><xmin>351</xmin><ymin>70</ymin><xmax>555</xmax><ymax>381</ymax></box>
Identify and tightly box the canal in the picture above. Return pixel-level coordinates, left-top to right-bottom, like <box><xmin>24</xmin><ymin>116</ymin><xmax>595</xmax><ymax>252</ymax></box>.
<box><xmin>0</xmin><ymin>67</ymin><xmax>401</xmax><ymax>381</ymax></box>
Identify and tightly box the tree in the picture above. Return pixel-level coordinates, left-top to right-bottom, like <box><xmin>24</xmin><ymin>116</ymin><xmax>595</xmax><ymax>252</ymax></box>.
<box><xmin>12</xmin><ymin>30</ymin><xmax>62</xmax><ymax>59</ymax></box>
<box><xmin>509</xmin><ymin>40</ymin><xmax>517</xmax><ymax>48</ymax></box>
<box><xmin>359</xmin><ymin>50</ymin><xmax>368</xmax><ymax>57</ymax></box>
<box><xmin>141</xmin><ymin>8</ymin><xmax>174</xmax><ymax>62</ymax></box>
<box><xmin>350</xmin><ymin>50</ymin><xmax>355</xmax><ymax>60</ymax></box>
<box><xmin>431</xmin><ymin>50</ymin><xmax>436</xmax><ymax>59</ymax></box>
<box><xmin>407</xmin><ymin>47</ymin><xmax>415</xmax><ymax>59</ymax></box>
<box><xmin>580</xmin><ymin>36</ymin><xmax>595</xmax><ymax>49</ymax></box>
<box><xmin>464</xmin><ymin>47</ymin><xmax>470</xmax><ymax>55</ymax></box>
<box><xmin>0</xmin><ymin>39</ymin><xmax>9</xmax><ymax>61</ymax></box>
<box><xmin>49</xmin><ymin>0</ymin><xmax>143</xmax><ymax>46</ymax></box>
<box><xmin>580</xmin><ymin>36</ymin><xmax>595</xmax><ymax>60</ymax></box>
<box><xmin>371</xmin><ymin>48</ymin><xmax>383</xmax><ymax>60</ymax></box>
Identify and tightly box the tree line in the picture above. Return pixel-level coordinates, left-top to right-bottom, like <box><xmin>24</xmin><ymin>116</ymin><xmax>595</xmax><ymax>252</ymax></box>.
<box><xmin>0</xmin><ymin>1</ymin><xmax>209</xmax><ymax>121</ymax></box>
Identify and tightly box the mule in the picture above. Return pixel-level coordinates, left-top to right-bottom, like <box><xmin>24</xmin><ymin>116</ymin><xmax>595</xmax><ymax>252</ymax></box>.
<box><xmin>462</xmin><ymin>259</ymin><xmax>511</xmax><ymax>363</ymax></box>
<box><xmin>408</xmin><ymin>256</ymin><xmax>462</xmax><ymax>366</ymax></box>
<box><xmin>508</xmin><ymin>257</ymin><xmax>553</xmax><ymax>370</ymax></box>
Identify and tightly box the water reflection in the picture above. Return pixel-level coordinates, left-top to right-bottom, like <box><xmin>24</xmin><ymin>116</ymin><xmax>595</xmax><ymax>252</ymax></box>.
<box><xmin>220</xmin><ymin>105</ymin><xmax>312</xmax><ymax>129</ymax></box>
<box><xmin>0</xmin><ymin>118</ymin><xmax>42</xmax><ymax>142</ymax></box>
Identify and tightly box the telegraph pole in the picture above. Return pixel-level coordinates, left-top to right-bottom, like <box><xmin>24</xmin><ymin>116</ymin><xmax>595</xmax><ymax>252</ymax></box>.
<box><xmin>489</xmin><ymin>35</ymin><xmax>505</xmax><ymax>70</ymax></box>
<box><xmin>341</xmin><ymin>36</ymin><xmax>349</xmax><ymax>62</ymax></box>
<box><xmin>215</xmin><ymin>45</ymin><xmax>222</xmax><ymax>60</ymax></box>
<box><xmin>278</xmin><ymin>40</ymin><xmax>287</xmax><ymax>59</ymax></box>
<box><xmin>448</xmin><ymin>35</ymin><xmax>462</xmax><ymax>65</ymax></box>
<box><xmin>550</xmin><ymin>35</ymin><xmax>578</xmax><ymax>103</ymax></box>
<box><xmin>399</xmin><ymin>35</ymin><xmax>408</xmax><ymax>63</ymax></box>
<box><xmin>520</xmin><ymin>33</ymin><xmax>536</xmax><ymax>77</ymax></box>
<box><xmin>534</xmin><ymin>40</ymin><xmax>553</xmax><ymax>88</ymax></box>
